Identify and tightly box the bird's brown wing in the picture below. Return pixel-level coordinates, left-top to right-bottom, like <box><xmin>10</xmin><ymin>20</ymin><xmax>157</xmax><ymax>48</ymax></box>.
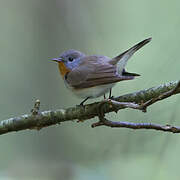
<box><xmin>66</xmin><ymin>56</ymin><xmax>135</xmax><ymax>89</ymax></box>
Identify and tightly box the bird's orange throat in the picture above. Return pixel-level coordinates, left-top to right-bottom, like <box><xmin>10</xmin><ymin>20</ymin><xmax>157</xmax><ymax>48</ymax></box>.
<box><xmin>58</xmin><ymin>62</ymin><xmax>70</xmax><ymax>77</ymax></box>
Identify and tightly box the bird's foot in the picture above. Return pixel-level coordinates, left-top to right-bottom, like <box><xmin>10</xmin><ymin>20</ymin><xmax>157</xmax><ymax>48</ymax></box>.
<box><xmin>108</xmin><ymin>95</ymin><xmax>114</xmax><ymax>100</ymax></box>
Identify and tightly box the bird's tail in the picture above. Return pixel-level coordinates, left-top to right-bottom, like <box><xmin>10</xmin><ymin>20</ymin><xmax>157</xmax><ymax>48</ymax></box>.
<box><xmin>109</xmin><ymin>38</ymin><xmax>152</xmax><ymax>74</ymax></box>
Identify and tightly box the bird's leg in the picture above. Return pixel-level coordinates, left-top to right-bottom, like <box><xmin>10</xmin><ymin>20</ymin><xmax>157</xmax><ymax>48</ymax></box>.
<box><xmin>80</xmin><ymin>97</ymin><xmax>90</xmax><ymax>106</ymax></box>
<box><xmin>77</xmin><ymin>97</ymin><xmax>90</xmax><ymax>122</ymax></box>
<box><xmin>109</xmin><ymin>88</ymin><xmax>114</xmax><ymax>99</ymax></box>
<box><xmin>109</xmin><ymin>89</ymin><xmax>112</xmax><ymax>98</ymax></box>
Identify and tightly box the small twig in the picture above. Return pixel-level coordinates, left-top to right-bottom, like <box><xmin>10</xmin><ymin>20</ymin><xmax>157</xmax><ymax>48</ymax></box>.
<box><xmin>92</xmin><ymin>81</ymin><xmax>180</xmax><ymax>132</ymax></box>
<box><xmin>92</xmin><ymin>119</ymin><xmax>180</xmax><ymax>133</ymax></box>
<box><xmin>31</xmin><ymin>99</ymin><xmax>40</xmax><ymax>115</ymax></box>
<box><xmin>91</xmin><ymin>99</ymin><xmax>144</xmax><ymax>128</ymax></box>
<box><xmin>109</xmin><ymin>99</ymin><xmax>145</xmax><ymax>111</ymax></box>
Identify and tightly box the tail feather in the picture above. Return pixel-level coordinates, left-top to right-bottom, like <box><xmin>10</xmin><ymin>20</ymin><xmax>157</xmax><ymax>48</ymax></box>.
<box><xmin>122</xmin><ymin>69</ymin><xmax>140</xmax><ymax>77</ymax></box>
<box><xmin>109</xmin><ymin>38</ymin><xmax>151</xmax><ymax>74</ymax></box>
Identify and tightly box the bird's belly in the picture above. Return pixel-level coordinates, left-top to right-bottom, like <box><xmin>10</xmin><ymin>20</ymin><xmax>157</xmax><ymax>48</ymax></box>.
<box><xmin>66</xmin><ymin>83</ymin><xmax>115</xmax><ymax>99</ymax></box>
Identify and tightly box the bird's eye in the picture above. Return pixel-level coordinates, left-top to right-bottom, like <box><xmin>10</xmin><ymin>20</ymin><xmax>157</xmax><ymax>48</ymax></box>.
<box><xmin>68</xmin><ymin>57</ymin><xmax>74</xmax><ymax>62</ymax></box>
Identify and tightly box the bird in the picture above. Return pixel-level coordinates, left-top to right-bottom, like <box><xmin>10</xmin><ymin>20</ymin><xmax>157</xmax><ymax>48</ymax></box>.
<box><xmin>52</xmin><ymin>38</ymin><xmax>151</xmax><ymax>105</ymax></box>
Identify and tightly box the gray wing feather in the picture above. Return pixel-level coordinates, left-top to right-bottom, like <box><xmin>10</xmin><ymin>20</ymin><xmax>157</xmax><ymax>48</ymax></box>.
<box><xmin>66</xmin><ymin>56</ymin><xmax>135</xmax><ymax>89</ymax></box>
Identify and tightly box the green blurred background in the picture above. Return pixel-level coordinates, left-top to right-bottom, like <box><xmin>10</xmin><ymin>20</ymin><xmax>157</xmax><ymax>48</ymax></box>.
<box><xmin>0</xmin><ymin>0</ymin><xmax>180</xmax><ymax>179</ymax></box>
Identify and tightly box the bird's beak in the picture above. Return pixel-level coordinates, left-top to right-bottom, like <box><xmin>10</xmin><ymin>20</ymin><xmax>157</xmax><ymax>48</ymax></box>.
<box><xmin>51</xmin><ymin>58</ymin><xmax>62</xmax><ymax>62</ymax></box>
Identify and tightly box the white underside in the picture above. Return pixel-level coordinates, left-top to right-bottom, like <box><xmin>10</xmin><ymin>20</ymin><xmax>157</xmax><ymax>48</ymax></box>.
<box><xmin>66</xmin><ymin>82</ymin><xmax>115</xmax><ymax>99</ymax></box>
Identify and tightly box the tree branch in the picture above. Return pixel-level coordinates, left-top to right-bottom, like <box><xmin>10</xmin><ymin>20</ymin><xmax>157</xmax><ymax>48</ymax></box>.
<box><xmin>91</xmin><ymin>120</ymin><xmax>180</xmax><ymax>133</ymax></box>
<box><xmin>0</xmin><ymin>80</ymin><xmax>180</xmax><ymax>135</ymax></box>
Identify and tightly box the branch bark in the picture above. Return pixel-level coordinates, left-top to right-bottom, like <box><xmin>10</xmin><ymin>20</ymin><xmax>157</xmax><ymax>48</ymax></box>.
<box><xmin>0</xmin><ymin>80</ymin><xmax>180</xmax><ymax>135</ymax></box>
